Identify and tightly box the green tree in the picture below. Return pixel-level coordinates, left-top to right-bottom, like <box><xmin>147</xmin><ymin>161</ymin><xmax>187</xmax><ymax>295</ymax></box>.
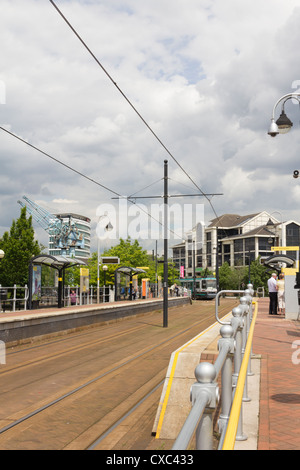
<box><xmin>106</xmin><ymin>237</ymin><xmax>149</xmax><ymax>267</ymax></box>
<box><xmin>0</xmin><ymin>207</ymin><xmax>40</xmax><ymax>286</ymax></box>
<box><xmin>85</xmin><ymin>238</ymin><xmax>179</xmax><ymax>288</ymax></box>
<box><xmin>146</xmin><ymin>257</ymin><xmax>179</xmax><ymax>286</ymax></box>
<box><xmin>219</xmin><ymin>262</ymin><xmax>247</xmax><ymax>290</ymax></box>
<box><xmin>219</xmin><ymin>258</ymin><xmax>269</xmax><ymax>293</ymax></box>
<box><xmin>246</xmin><ymin>257</ymin><xmax>269</xmax><ymax>291</ymax></box>
<box><xmin>86</xmin><ymin>237</ymin><xmax>150</xmax><ymax>286</ymax></box>
<box><xmin>219</xmin><ymin>262</ymin><xmax>235</xmax><ymax>290</ymax></box>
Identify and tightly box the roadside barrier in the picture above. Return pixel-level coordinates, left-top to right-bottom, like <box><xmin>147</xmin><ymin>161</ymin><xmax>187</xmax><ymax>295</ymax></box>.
<box><xmin>172</xmin><ymin>284</ymin><xmax>257</xmax><ymax>450</ymax></box>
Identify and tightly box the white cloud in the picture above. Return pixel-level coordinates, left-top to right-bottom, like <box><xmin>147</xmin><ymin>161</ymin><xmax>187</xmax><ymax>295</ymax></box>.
<box><xmin>1</xmin><ymin>0</ymin><xmax>300</xmax><ymax>252</ymax></box>
<box><xmin>52</xmin><ymin>199</ymin><xmax>79</xmax><ymax>205</ymax></box>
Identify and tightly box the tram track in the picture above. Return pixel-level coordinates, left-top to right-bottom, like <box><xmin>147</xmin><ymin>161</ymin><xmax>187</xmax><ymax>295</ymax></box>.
<box><xmin>0</xmin><ymin>300</ymin><xmax>237</xmax><ymax>450</ymax></box>
<box><xmin>1</xmin><ymin>323</ymin><xmax>147</xmax><ymax>376</ymax></box>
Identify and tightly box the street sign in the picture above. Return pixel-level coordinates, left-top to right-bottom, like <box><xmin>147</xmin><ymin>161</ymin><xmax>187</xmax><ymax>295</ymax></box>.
<box><xmin>271</xmin><ymin>246</ymin><xmax>299</xmax><ymax>251</ymax></box>
<box><xmin>100</xmin><ymin>257</ymin><xmax>120</xmax><ymax>264</ymax></box>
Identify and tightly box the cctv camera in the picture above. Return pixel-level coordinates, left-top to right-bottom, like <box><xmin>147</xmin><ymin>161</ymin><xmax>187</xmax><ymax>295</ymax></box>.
<box><xmin>268</xmin><ymin>131</ymin><xmax>278</xmax><ymax>137</ymax></box>
<box><xmin>293</xmin><ymin>170</ymin><xmax>299</xmax><ymax>179</ymax></box>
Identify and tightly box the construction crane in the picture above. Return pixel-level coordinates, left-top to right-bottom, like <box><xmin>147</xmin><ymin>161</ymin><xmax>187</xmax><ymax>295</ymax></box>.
<box><xmin>18</xmin><ymin>196</ymin><xmax>84</xmax><ymax>256</ymax></box>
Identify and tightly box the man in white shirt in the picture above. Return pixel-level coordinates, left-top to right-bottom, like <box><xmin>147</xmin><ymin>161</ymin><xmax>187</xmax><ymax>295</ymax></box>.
<box><xmin>268</xmin><ymin>273</ymin><xmax>278</xmax><ymax>315</ymax></box>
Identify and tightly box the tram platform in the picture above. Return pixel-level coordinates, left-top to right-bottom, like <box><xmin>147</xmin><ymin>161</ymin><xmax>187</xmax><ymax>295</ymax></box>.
<box><xmin>253</xmin><ymin>297</ymin><xmax>300</xmax><ymax>450</ymax></box>
<box><xmin>151</xmin><ymin>297</ymin><xmax>300</xmax><ymax>450</ymax></box>
<box><xmin>0</xmin><ymin>296</ymin><xmax>190</xmax><ymax>346</ymax></box>
<box><xmin>1</xmin><ymin>295</ymin><xmax>299</xmax><ymax>450</ymax></box>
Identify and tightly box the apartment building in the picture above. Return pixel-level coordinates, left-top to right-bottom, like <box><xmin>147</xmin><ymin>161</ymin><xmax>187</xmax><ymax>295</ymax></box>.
<box><xmin>172</xmin><ymin>211</ymin><xmax>300</xmax><ymax>278</ymax></box>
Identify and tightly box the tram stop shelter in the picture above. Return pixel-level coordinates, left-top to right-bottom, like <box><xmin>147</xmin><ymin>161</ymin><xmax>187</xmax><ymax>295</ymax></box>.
<box><xmin>28</xmin><ymin>254</ymin><xmax>87</xmax><ymax>309</ymax></box>
<box><xmin>263</xmin><ymin>253</ymin><xmax>295</xmax><ymax>273</ymax></box>
<box><xmin>114</xmin><ymin>266</ymin><xmax>146</xmax><ymax>301</ymax></box>
<box><xmin>264</xmin><ymin>253</ymin><xmax>299</xmax><ymax>319</ymax></box>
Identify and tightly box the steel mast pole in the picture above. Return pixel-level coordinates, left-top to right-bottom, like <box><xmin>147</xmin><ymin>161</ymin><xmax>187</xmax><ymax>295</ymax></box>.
<box><xmin>163</xmin><ymin>160</ymin><xmax>168</xmax><ymax>328</ymax></box>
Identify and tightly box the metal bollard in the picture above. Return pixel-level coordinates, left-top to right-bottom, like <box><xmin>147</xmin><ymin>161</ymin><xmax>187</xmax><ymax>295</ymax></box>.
<box><xmin>193</xmin><ymin>362</ymin><xmax>219</xmax><ymax>450</ymax></box>
<box><xmin>247</xmin><ymin>283</ymin><xmax>254</xmax><ymax>297</ymax></box>
<box><xmin>244</xmin><ymin>291</ymin><xmax>254</xmax><ymax>376</ymax></box>
<box><xmin>218</xmin><ymin>325</ymin><xmax>235</xmax><ymax>437</ymax></box>
<box><xmin>239</xmin><ymin>296</ymin><xmax>249</xmax><ymax>351</ymax></box>
<box><xmin>239</xmin><ymin>296</ymin><xmax>251</xmax><ymax>402</ymax></box>
<box><xmin>172</xmin><ymin>362</ymin><xmax>218</xmax><ymax>450</ymax></box>
<box><xmin>231</xmin><ymin>305</ymin><xmax>247</xmax><ymax>441</ymax></box>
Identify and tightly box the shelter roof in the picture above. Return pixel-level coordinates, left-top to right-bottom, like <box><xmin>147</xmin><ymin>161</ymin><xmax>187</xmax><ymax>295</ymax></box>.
<box><xmin>115</xmin><ymin>266</ymin><xmax>147</xmax><ymax>276</ymax></box>
<box><xmin>264</xmin><ymin>254</ymin><xmax>295</xmax><ymax>271</ymax></box>
<box><xmin>30</xmin><ymin>254</ymin><xmax>87</xmax><ymax>270</ymax></box>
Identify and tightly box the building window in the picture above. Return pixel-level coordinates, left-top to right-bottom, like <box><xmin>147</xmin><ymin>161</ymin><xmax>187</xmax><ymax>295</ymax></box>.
<box><xmin>245</xmin><ymin>238</ymin><xmax>255</xmax><ymax>251</ymax></box>
<box><xmin>224</xmin><ymin>254</ymin><xmax>230</xmax><ymax>264</ymax></box>
<box><xmin>234</xmin><ymin>239</ymin><xmax>243</xmax><ymax>253</ymax></box>
<box><xmin>259</xmin><ymin>238</ymin><xmax>274</xmax><ymax>251</ymax></box>
<box><xmin>286</xmin><ymin>223</ymin><xmax>300</xmax><ymax>260</ymax></box>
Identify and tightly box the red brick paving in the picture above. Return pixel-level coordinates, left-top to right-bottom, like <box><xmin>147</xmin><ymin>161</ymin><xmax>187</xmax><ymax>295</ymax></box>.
<box><xmin>253</xmin><ymin>298</ymin><xmax>300</xmax><ymax>450</ymax></box>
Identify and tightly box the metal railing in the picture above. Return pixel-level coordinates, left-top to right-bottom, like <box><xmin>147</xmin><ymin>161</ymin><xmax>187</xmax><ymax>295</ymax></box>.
<box><xmin>0</xmin><ymin>285</ymin><xmax>115</xmax><ymax>311</ymax></box>
<box><xmin>65</xmin><ymin>285</ymin><xmax>114</xmax><ymax>306</ymax></box>
<box><xmin>172</xmin><ymin>284</ymin><xmax>257</xmax><ymax>450</ymax></box>
<box><xmin>0</xmin><ymin>284</ymin><xmax>29</xmax><ymax>312</ymax></box>
<box><xmin>37</xmin><ymin>285</ymin><xmax>115</xmax><ymax>307</ymax></box>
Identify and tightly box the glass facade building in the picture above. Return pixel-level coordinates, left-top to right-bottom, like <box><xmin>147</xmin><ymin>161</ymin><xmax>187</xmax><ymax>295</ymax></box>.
<box><xmin>172</xmin><ymin>212</ymin><xmax>300</xmax><ymax>277</ymax></box>
<box><xmin>49</xmin><ymin>213</ymin><xmax>91</xmax><ymax>259</ymax></box>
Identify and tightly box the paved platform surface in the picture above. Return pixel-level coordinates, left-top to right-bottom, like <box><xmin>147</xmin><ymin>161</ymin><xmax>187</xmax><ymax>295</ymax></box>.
<box><xmin>253</xmin><ymin>298</ymin><xmax>300</xmax><ymax>450</ymax></box>
<box><xmin>1</xmin><ymin>296</ymin><xmax>300</xmax><ymax>450</ymax></box>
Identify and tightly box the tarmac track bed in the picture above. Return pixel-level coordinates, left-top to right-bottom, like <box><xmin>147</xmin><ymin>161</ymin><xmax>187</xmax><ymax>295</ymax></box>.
<box><xmin>0</xmin><ymin>299</ymin><xmax>237</xmax><ymax>450</ymax></box>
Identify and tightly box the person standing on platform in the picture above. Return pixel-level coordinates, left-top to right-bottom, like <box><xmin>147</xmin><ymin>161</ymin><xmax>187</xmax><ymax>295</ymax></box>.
<box><xmin>277</xmin><ymin>273</ymin><xmax>285</xmax><ymax>315</ymax></box>
<box><xmin>268</xmin><ymin>272</ymin><xmax>278</xmax><ymax>315</ymax></box>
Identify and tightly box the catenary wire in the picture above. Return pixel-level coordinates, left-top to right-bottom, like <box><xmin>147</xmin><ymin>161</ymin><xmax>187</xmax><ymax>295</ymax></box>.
<box><xmin>48</xmin><ymin>0</ymin><xmax>223</xmax><ymax>226</ymax></box>
<box><xmin>0</xmin><ymin>126</ymin><xmax>120</xmax><ymax>198</ymax></box>
<box><xmin>0</xmin><ymin>126</ymin><xmax>183</xmax><ymax>239</ymax></box>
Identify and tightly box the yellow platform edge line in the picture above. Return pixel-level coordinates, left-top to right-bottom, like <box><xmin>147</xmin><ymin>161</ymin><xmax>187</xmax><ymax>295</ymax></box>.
<box><xmin>222</xmin><ymin>301</ymin><xmax>258</xmax><ymax>450</ymax></box>
<box><xmin>155</xmin><ymin>311</ymin><xmax>232</xmax><ymax>439</ymax></box>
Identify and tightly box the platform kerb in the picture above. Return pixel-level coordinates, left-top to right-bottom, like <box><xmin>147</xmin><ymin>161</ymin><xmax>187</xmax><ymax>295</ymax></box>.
<box><xmin>0</xmin><ymin>297</ymin><xmax>190</xmax><ymax>347</ymax></box>
<box><xmin>153</xmin><ymin>312</ymin><xmax>232</xmax><ymax>440</ymax></box>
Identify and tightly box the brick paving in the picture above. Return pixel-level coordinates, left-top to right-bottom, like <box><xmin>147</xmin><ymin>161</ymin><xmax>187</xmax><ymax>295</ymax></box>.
<box><xmin>253</xmin><ymin>298</ymin><xmax>300</xmax><ymax>450</ymax></box>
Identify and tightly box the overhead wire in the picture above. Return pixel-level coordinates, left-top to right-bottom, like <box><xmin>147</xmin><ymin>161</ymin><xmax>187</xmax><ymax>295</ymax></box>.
<box><xmin>0</xmin><ymin>126</ymin><xmax>183</xmax><ymax>239</ymax></box>
<box><xmin>1</xmin><ymin>1</ymin><xmax>226</xmax><ymax>249</ymax></box>
<box><xmin>0</xmin><ymin>126</ymin><xmax>120</xmax><ymax>198</ymax></box>
<box><xmin>48</xmin><ymin>0</ymin><xmax>224</xmax><ymax>227</ymax></box>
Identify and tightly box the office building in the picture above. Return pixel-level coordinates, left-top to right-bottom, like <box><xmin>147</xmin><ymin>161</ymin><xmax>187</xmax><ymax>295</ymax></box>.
<box><xmin>172</xmin><ymin>211</ymin><xmax>300</xmax><ymax>278</ymax></box>
<box><xmin>49</xmin><ymin>213</ymin><xmax>91</xmax><ymax>259</ymax></box>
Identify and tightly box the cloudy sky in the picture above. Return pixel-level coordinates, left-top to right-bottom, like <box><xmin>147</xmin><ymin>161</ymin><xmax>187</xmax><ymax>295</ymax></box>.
<box><xmin>1</xmin><ymin>0</ymin><xmax>300</xmax><ymax>254</ymax></box>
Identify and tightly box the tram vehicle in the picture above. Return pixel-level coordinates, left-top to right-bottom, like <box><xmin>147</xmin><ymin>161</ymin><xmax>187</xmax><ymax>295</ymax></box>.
<box><xmin>180</xmin><ymin>277</ymin><xmax>217</xmax><ymax>300</ymax></box>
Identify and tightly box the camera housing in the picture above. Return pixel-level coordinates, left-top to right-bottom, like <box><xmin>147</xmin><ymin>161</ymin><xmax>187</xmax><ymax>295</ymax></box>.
<box><xmin>293</xmin><ymin>170</ymin><xmax>299</xmax><ymax>179</ymax></box>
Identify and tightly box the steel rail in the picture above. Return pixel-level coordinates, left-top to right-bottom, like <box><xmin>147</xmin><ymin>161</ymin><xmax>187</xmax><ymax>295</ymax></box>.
<box><xmin>0</xmin><ymin>309</ymin><xmax>229</xmax><ymax>438</ymax></box>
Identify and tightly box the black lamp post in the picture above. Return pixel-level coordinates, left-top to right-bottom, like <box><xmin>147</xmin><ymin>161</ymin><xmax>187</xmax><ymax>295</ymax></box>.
<box><xmin>268</xmin><ymin>93</ymin><xmax>300</xmax><ymax>137</ymax></box>
<box><xmin>103</xmin><ymin>265</ymin><xmax>108</xmax><ymax>302</ymax></box>
<box><xmin>268</xmin><ymin>92</ymin><xmax>300</xmax><ymax>288</ymax></box>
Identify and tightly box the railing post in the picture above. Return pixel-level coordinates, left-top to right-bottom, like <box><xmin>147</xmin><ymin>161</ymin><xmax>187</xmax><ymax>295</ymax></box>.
<box><xmin>193</xmin><ymin>362</ymin><xmax>219</xmax><ymax>450</ymax></box>
<box><xmin>218</xmin><ymin>325</ymin><xmax>235</xmax><ymax>438</ymax></box>
<box><xmin>245</xmin><ymin>289</ymin><xmax>254</xmax><ymax>376</ymax></box>
<box><xmin>239</xmin><ymin>296</ymin><xmax>251</xmax><ymax>402</ymax></box>
<box><xmin>231</xmin><ymin>305</ymin><xmax>247</xmax><ymax>442</ymax></box>
<box><xmin>13</xmin><ymin>284</ymin><xmax>17</xmax><ymax>312</ymax></box>
<box><xmin>24</xmin><ymin>285</ymin><xmax>28</xmax><ymax>310</ymax></box>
